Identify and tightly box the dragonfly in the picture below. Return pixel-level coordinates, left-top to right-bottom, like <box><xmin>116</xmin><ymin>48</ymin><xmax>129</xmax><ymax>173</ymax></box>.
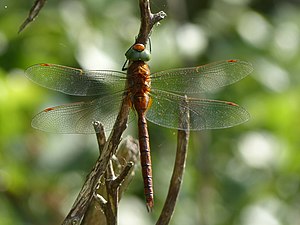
<box><xmin>25</xmin><ymin>43</ymin><xmax>253</xmax><ymax>210</ymax></box>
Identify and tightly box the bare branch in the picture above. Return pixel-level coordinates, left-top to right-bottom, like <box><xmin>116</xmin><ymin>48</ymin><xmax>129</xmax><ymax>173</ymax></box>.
<box><xmin>80</xmin><ymin>137</ymin><xmax>139</xmax><ymax>225</ymax></box>
<box><xmin>135</xmin><ymin>0</ymin><xmax>167</xmax><ymax>46</ymax></box>
<box><xmin>93</xmin><ymin>121</ymin><xmax>107</xmax><ymax>154</ymax></box>
<box><xmin>102</xmin><ymin>162</ymin><xmax>134</xmax><ymax>225</ymax></box>
<box><xmin>112</xmin><ymin>162</ymin><xmax>134</xmax><ymax>189</ymax></box>
<box><xmin>19</xmin><ymin>0</ymin><xmax>47</xmax><ymax>33</ymax></box>
<box><xmin>62</xmin><ymin>99</ymin><xmax>131</xmax><ymax>225</ymax></box>
<box><xmin>114</xmin><ymin>137</ymin><xmax>139</xmax><ymax>195</ymax></box>
<box><xmin>156</xmin><ymin>96</ymin><xmax>190</xmax><ymax>225</ymax></box>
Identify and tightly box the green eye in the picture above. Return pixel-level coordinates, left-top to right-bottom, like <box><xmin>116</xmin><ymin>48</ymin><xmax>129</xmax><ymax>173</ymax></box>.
<box><xmin>125</xmin><ymin>44</ymin><xmax>151</xmax><ymax>61</ymax></box>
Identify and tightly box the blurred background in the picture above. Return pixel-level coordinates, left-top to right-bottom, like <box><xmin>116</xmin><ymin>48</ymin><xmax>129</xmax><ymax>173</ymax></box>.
<box><xmin>1</xmin><ymin>0</ymin><xmax>300</xmax><ymax>224</ymax></box>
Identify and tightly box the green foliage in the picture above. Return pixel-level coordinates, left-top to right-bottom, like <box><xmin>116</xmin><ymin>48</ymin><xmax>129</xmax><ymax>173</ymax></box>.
<box><xmin>1</xmin><ymin>0</ymin><xmax>300</xmax><ymax>224</ymax></box>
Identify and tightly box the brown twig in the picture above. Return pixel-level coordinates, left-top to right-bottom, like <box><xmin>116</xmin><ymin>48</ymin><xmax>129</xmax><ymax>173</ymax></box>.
<box><xmin>81</xmin><ymin>137</ymin><xmax>139</xmax><ymax>225</ymax></box>
<box><xmin>156</xmin><ymin>96</ymin><xmax>190</xmax><ymax>225</ymax></box>
<box><xmin>19</xmin><ymin>0</ymin><xmax>47</xmax><ymax>33</ymax></box>
<box><xmin>81</xmin><ymin>122</ymin><xmax>137</xmax><ymax>225</ymax></box>
<box><xmin>135</xmin><ymin>0</ymin><xmax>166</xmax><ymax>46</ymax></box>
<box><xmin>93</xmin><ymin>121</ymin><xmax>107</xmax><ymax>154</ymax></box>
<box><xmin>80</xmin><ymin>121</ymin><xmax>108</xmax><ymax>225</ymax></box>
<box><xmin>61</xmin><ymin>99</ymin><xmax>131</xmax><ymax>225</ymax></box>
<box><xmin>103</xmin><ymin>162</ymin><xmax>134</xmax><ymax>225</ymax></box>
<box><xmin>92</xmin><ymin>162</ymin><xmax>133</xmax><ymax>225</ymax></box>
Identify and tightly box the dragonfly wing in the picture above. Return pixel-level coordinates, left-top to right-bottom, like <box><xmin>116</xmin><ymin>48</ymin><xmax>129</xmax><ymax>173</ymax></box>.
<box><xmin>32</xmin><ymin>94</ymin><xmax>127</xmax><ymax>134</ymax></box>
<box><xmin>26</xmin><ymin>64</ymin><xmax>126</xmax><ymax>96</ymax></box>
<box><xmin>151</xmin><ymin>60</ymin><xmax>253</xmax><ymax>94</ymax></box>
<box><xmin>146</xmin><ymin>90</ymin><xmax>250</xmax><ymax>131</ymax></box>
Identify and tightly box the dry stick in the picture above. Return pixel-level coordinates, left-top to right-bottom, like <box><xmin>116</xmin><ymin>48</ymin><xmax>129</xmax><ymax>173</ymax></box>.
<box><xmin>62</xmin><ymin>98</ymin><xmax>131</xmax><ymax>225</ymax></box>
<box><xmin>19</xmin><ymin>0</ymin><xmax>47</xmax><ymax>33</ymax></box>
<box><xmin>136</xmin><ymin>0</ymin><xmax>167</xmax><ymax>45</ymax></box>
<box><xmin>94</xmin><ymin>162</ymin><xmax>133</xmax><ymax>225</ymax></box>
<box><xmin>92</xmin><ymin>121</ymin><xmax>117</xmax><ymax>225</ymax></box>
<box><xmin>156</xmin><ymin>96</ymin><xmax>190</xmax><ymax>225</ymax></box>
<box><xmin>87</xmin><ymin>122</ymin><xmax>135</xmax><ymax>225</ymax></box>
<box><xmin>82</xmin><ymin>137</ymin><xmax>139</xmax><ymax>225</ymax></box>
<box><xmin>94</xmin><ymin>121</ymin><xmax>116</xmax><ymax>196</ymax></box>
<box><xmin>81</xmin><ymin>121</ymin><xmax>108</xmax><ymax>225</ymax></box>
<box><xmin>102</xmin><ymin>162</ymin><xmax>134</xmax><ymax>225</ymax></box>
<box><xmin>93</xmin><ymin>121</ymin><xmax>107</xmax><ymax>154</ymax></box>
<box><xmin>99</xmin><ymin>123</ymin><xmax>118</xmax><ymax>225</ymax></box>
<box><xmin>114</xmin><ymin>137</ymin><xmax>139</xmax><ymax>195</ymax></box>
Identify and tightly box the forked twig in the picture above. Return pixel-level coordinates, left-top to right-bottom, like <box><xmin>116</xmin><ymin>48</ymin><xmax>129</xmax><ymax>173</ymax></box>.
<box><xmin>92</xmin><ymin>162</ymin><xmax>133</xmax><ymax>225</ymax></box>
<box><xmin>136</xmin><ymin>0</ymin><xmax>166</xmax><ymax>46</ymax></box>
<box><xmin>90</xmin><ymin>122</ymin><xmax>134</xmax><ymax>225</ymax></box>
<box><xmin>62</xmin><ymin>99</ymin><xmax>131</xmax><ymax>225</ymax></box>
<box><xmin>81</xmin><ymin>136</ymin><xmax>139</xmax><ymax>225</ymax></box>
<box><xmin>156</xmin><ymin>96</ymin><xmax>190</xmax><ymax>225</ymax></box>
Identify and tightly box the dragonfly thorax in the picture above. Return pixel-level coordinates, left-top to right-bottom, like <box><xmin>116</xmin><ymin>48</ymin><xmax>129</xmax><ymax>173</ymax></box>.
<box><xmin>127</xmin><ymin>61</ymin><xmax>151</xmax><ymax>112</ymax></box>
<box><xmin>125</xmin><ymin>43</ymin><xmax>151</xmax><ymax>62</ymax></box>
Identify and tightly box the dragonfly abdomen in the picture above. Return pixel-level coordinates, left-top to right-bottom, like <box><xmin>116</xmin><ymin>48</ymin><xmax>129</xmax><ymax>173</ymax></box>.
<box><xmin>137</xmin><ymin>114</ymin><xmax>154</xmax><ymax>210</ymax></box>
<box><xmin>127</xmin><ymin>60</ymin><xmax>154</xmax><ymax>210</ymax></box>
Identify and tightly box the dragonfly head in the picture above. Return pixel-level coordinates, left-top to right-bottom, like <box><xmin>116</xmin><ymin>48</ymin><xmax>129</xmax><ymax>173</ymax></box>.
<box><xmin>125</xmin><ymin>43</ymin><xmax>151</xmax><ymax>62</ymax></box>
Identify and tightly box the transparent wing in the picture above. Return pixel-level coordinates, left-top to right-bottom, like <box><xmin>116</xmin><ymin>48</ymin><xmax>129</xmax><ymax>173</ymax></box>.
<box><xmin>31</xmin><ymin>94</ymin><xmax>129</xmax><ymax>134</ymax></box>
<box><xmin>25</xmin><ymin>63</ymin><xmax>126</xmax><ymax>96</ymax></box>
<box><xmin>151</xmin><ymin>60</ymin><xmax>253</xmax><ymax>94</ymax></box>
<box><xmin>146</xmin><ymin>90</ymin><xmax>250</xmax><ymax>131</ymax></box>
